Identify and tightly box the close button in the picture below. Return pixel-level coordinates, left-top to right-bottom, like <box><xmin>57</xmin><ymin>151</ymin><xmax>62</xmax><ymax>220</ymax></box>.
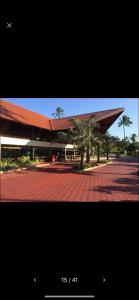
<box><xmin>6</xmin><ymin>22</ymin><xmax>13</xmax><ymax>29</ymax></box>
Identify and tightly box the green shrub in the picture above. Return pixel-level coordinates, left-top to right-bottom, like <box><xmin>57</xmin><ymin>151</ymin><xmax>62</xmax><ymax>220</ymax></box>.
<box><xmin>127</xmin><ymin>152</ymin><xmax>132</xmax><ymax>156</ymax></box>
<box><xmin>73</xmin><ymin>165</ymin><xmax>83</xmax><ymax>171</ymax></box>
<box><xmin>73</xmin><ymin>162</ymin><xmax>93</xmax><ymax>171</ymax></box>
<box><xmin>98</xmin><ymin>159</ymin><xmax>112</xmax><ymax>164</ymax></box>
<box><xmin>0</xmin><ymin>159</ymin><xmax>18</xmax><ymax>171</ymax></box>
<box><xmin>72</xmin><ymin>159</ymin><xmax>111</xmax><ymax>172</ymax></box>
<box><xmin>115</xmin><ymin>151</ymin><xmax>120</xmax><ymax>157</ymax></box>
<box><xmin>0</xmin><ymin>156</ymin><xmax>34</xmax><ymax>172</ymax></box>
<box><xmin>17</xmin><ymin>156</ymin><xmax>31</xmax><ymax>167</ymax></box>
<box><xmin>84</xmin><ymin>163</ymin><xmax>92</xmax><ymax>169</ymax></box>
<box><xmin>32</xmin><ymin>158</ymin><xmax>39</xmax><ymax>163</ymax></box>
<box><xmin>38</xmin><ymin>158</ymin><xmax>45</xmax><ymax>162</ymax></box>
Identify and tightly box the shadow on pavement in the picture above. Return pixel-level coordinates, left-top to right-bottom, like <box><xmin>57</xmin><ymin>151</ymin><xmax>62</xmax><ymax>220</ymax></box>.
<box><xmin>26</xmin><ymin>166</ymin><xmax>95</xmax><ymax>176</ymax></box>
<box><xmin>89</xmin><ymin>184</ymin><xmax>139</xmax><ymax>196</ymax></box>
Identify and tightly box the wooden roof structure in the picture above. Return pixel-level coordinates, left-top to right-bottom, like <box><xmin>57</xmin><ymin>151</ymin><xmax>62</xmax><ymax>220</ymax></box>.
<box><xmin>0</xmin><ymin>99</ymin><xmax>124</xmax><ymax>133</ymax></box>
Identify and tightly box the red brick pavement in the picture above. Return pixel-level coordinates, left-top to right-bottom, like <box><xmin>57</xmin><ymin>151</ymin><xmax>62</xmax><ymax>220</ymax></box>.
<box><xmin>0</xmin><ymin>159</ymin><xmax>139</xmax><ymax>202</ymax></box>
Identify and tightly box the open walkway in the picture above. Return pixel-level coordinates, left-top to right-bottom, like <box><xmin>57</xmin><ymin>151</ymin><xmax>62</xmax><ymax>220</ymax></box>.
<box><xmin>1</xmin><ymin>158</ymin><xmax>139</xmax><ymax>201</ymax></box>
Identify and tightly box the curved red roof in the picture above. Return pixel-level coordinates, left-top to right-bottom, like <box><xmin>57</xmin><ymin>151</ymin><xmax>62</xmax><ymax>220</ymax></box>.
<box><xmin>0</xmin><ymin>99</ymin><xmax>124</xmax><ymax>132</ymax></box>
<box><xmin>0</xmin><ymin>99</ymin><xmax>51</xmax><ymax>130</ymax></box>
<box><xmin>50</xmin><ymin>108</ymin><xmax>124</xmax><ymax>131</ymax></box>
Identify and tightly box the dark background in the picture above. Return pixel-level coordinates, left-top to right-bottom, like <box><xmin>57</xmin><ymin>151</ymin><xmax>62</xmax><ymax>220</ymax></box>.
<box><xmin>0</xmin><ymin>4</ymin><xmax>139</xmax><ymax>299</ymax></box>
<box><xmin>0</xmin><ymin>203</ymin><xmax>139</xmax><ymax>299</ymax></box>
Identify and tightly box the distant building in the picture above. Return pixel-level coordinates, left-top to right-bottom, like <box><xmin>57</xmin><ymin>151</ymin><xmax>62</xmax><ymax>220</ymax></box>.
<box><xmin>0</xmin><ymin>99</ymin><xmax>124</xmax><ymax>160</ymax></box>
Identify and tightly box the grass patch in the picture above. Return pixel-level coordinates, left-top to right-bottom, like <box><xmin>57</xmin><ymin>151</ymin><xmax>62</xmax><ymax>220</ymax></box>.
<box><xmin>73</xmin><ymin>159</ymin><xmax>112</xmax><ymax>171</ymax></box>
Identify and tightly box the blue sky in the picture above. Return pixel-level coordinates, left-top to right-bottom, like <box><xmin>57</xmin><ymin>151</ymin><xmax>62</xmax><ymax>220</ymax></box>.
<box><xmin>4</xmin><ymin>98</ymin><xmax>139</xmax><ymax>140</ymax></box>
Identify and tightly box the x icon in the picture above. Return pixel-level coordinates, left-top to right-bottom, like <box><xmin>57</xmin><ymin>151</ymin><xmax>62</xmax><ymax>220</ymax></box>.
<box><xmin>6</xmin><ymin>22</ymin><xmax>13</xmax><ymax>29</ymax></box>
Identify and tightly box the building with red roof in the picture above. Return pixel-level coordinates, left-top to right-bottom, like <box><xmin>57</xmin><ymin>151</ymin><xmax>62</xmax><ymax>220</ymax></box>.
<box><xmin>0</xmin><ymin>99</ymin><xmax>124</xmax><ymax>160</ymax></box>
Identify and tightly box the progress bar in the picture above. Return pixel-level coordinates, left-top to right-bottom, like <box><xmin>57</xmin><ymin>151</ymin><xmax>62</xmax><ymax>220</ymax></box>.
<box><xmin>44</xmin><ymin>296</ymin><xmax>95</xmax><ymax>298</ymax></box>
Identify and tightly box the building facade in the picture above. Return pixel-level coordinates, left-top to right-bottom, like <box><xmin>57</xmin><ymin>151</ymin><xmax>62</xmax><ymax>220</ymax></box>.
<box><xmin>0</xmin><ymin>100</ymin><xmax>124</xmax><ymax>160</ymax></box>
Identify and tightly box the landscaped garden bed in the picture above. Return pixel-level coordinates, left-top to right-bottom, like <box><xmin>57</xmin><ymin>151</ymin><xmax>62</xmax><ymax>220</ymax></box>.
<box><xmin>0</xmin><ymin>157</ymin><xmax>48</xmax><ymax>173</ymax></box>
<box><xmin>72</xmin><ymin>159</ymin><xmax>112</xmax><ymax>172</ymax></box>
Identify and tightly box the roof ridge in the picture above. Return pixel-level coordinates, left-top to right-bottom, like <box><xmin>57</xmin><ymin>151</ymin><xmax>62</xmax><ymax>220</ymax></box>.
<box><xmin>50</xmin><ymin>107</ymin><xmax>124</xmax><ymax>121</ymax></box>
<box><xmin>0</xmin><ymin>99</ymin><xmax>50</xmax><ymax>121</ymax></box>
<box><xmin>1</xmin><ymin>99</ymin><xmax>124</xmax><ymax>132</ymax></box>
<box><xmin>0</xmin><ymin>99</ymin><xmax>51</xmax><ymax>130</ymax></box>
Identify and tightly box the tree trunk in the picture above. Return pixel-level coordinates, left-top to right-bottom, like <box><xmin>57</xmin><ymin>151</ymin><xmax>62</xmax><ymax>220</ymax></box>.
<box><xmin>107</xmin><ymin>152</ymin><xmax>109</xmax><ymax>160</ymax></box>
<box><xmin>123</xmin><ymin>125</ymin><xmax>126</xmax><ymax>154</ymax></box>
<box><xmin>86</xmin><ymin>145</ymin><xmax>90</xmax><ymax>163</ymax></box>
<box><xmin>80</xmin><ymin>152</ymin><xmax>84</xmax><ymax>169</ymax></box>
<box><xmin>0</xmin><ymin>143</ymin><xmax>1</xmax><ymax>160</ymax></box>
<box><xmin>31</xmin><ymin>148</ymin><xmax>35</xmax><ymax>160</ymax></box>
<box><xmin>123</xmin><ymin>124</ymin><xmax>125</xmax><ymax>139</ymax></box>
<box><xmin>97</xmin><ymin>145</ymin><xmax>100</xmax><ymax>163</ymax></box>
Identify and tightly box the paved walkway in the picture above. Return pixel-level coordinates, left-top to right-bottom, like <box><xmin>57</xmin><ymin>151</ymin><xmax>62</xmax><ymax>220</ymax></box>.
<box><xmin>0</xmin><ymin>158</ymin><xmax>139</xmax><ymax>202</ymax></box>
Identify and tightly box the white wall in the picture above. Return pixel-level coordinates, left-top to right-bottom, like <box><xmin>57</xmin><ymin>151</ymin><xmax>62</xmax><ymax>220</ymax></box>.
<box><xmin>0</xmin><ymin>136</ymin><xmax>74</xmax><ymax>149</ymax></box>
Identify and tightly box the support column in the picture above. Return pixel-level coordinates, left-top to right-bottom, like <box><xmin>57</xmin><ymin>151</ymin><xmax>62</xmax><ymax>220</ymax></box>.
<box><xmin>65</xmin><ymin>147</ymin><xmax>66</xmax><ymax>160</ymax></box>
<box><xmin>0</xmin><ymin>140</ymin><xmax>1</xmax><ymax>160</ymax></box>
<box><xmin>74</xmin><ymin>147</ymin><xmax>75</xmax><ymax>159</ymax></box>
<box><xmin>31</xmin><ymin>147</ymin><xmax>35</xmax><ymax>160</ymax></box>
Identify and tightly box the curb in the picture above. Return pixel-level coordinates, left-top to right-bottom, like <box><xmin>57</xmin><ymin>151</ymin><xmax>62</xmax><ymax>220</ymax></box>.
<box><xmin>84</xmin><ymin>161</ymin><xmax>112</xmax><ymax>171</ymax></box>
<box><xmin>0</xmin><ymin>163</ymin><xmax>51</xmax><ymax>174</ymax></box>
<box><xmin>36</xmin><ymin>163</ymin><xmax>50</xmax><ymax>168</ymax></box>
<box><xmin>73</xmin><ymin>161</ymin><xmax>112</xmax><ymax>173</ymax></box>
<box><xmin>0</xmin><ymin>167</ymin><xmax>28</xmax><ymax>174</ymax></box>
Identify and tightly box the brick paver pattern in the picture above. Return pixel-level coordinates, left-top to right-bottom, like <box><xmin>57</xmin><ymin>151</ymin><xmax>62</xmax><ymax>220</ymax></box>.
<box><xmin>0</xmin><ymin>159</ymin><xmax>139</xmax><ymax>202</ymax></box>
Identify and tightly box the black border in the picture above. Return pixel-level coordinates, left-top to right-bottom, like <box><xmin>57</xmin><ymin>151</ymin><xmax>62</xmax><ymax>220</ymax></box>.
<box><xmin>1</xmin><ymin>12</ymin><xmax>138</xmax><ymax>99</ymax></box>
<box><xmin>1</xmin><ymin>202</ymin><xmax>139</xmax><ymax>299</ymax></box>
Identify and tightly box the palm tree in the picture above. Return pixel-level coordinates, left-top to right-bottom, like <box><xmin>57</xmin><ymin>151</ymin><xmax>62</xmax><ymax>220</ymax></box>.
<box><xmin>85</xmin><ymin>119</ymin><xmax>99</xmax><ymax>163</ymax></box>
<box><xmin>130</xmin><ymin>133</ymin><xmax>137</xmax><ymax>143</ymax></box>
<box><xmin>102</xmin><ymin>133</ymin><xmax>120</xmax><ymax>160</ymax></box>
<box><xmin>93</xmin><ymin>132</ymin><xmax>103</xmax><ymax>163</ymax></box>
<box><xmin>70</xmin><ymin>119</ymin><xmax>87</xmax><ymax>168</ymax></box>
<box><xmin>52</xmin><ymin>107</ymin><xmax>64</xmax><ymax>119</ymax></box>
<box><xmin>71</xmin><ymin>119</ymin><xmax>98</xmax><ymax>168</ymax></box>
<box><xmin>55</xmin><ymin>131</ymin><xmax>73</xmax><ymax>144</ymax></box>
<box><xmin>118</xmin><ymin>115</ymin><xmax>132</xmax><ymax>139</ymax></box>
<box><xmin>111</xmin><ymin>136</ymin><xmax>121</xmax><ymax>153</ymax></box>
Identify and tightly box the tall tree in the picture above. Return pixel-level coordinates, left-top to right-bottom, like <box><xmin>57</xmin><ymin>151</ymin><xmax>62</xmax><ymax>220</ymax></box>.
<box><xmin>55</xmin><ymin>131</ymin><xmax>72</xmax><ymax>143</ymax></box>
<box><xmin>93</xmin><ymin>132</ymin><xmax>103</xmax><ymax>163</ymax></box>
<box><xmin>71</xmin><ymin>119</ymin><xmax>86</xmax><ymax>168</ymax></box>
<box><xmin>52</xmin><ymin>107</ymin><xmax>64</xmax><ymax>119</ymax></box>
<box><xmin>118</xmin><ymin>115</ymin><xmax>132</xmax><ymax>139</ymax></box>
<box><xmin>71</xmin><ymin>119</ymin><xmax>98</xmax><ymax>168</ymax></box>
<box><xmin>85</xmin><ymin>119</ymin><xmax>99</xmax><ymax>163</ymax></box>
<box><xmin>130</xmin><ymin>133</ymin><xmax>137</xmax><ymax>143</ymax></box>
<box><xmin>55</xmin><ymin>119</ymin><xmax>98</xmax><ymax>165</ymax></box>
<box><xmin>102</xmin><ymin>133</ymin><xmax>120</xmax><ymax>160</ymax></box>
